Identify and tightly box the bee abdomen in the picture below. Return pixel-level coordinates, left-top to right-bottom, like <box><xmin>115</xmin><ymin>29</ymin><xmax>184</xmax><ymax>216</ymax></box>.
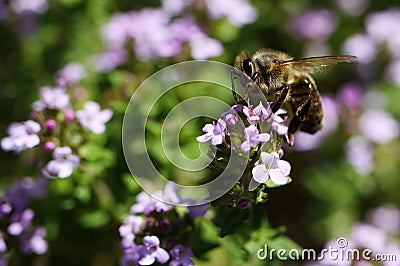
<box><xmin>300</xmin><ymin>92</ymin><xmax>323</xmax><ymax>134</ymax></box>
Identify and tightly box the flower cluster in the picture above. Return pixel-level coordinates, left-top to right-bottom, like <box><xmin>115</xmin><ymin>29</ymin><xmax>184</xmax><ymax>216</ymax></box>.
<box><xmin>197</xmin><ymin>101</ymin><xmax>292</xmax><ymax>207</ymax></box>
<box><xmin>119</xmin><ymin>184</ymin><xmax>207</xmax><ymax>266</ymax></box>
<box><xmin>1</xmin><ymin>67</ymin><xmax>113</xmax><ymax>179</ymax></box>
<box><xmin>94</xmin><ymin>0</ymin><xmax>257</xmax><ymax>70</ymax></box>
<box><xmin>0</xmin><ymin>177</ymin><xmax>48</xmax><ymax>263</ymax></box>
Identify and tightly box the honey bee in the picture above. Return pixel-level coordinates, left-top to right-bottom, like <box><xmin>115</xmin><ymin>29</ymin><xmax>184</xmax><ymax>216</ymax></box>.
<box><xmin>233</xmin><ymin>48</ymin><xmax>357</xmax><ymax>146</ymax></box>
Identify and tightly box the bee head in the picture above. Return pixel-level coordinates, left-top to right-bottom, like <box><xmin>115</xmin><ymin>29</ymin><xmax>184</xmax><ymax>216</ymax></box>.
<box><xmin>234</xmin><ymin>51</ymin><xmax>259</xmax><ymax>81</ymax></box>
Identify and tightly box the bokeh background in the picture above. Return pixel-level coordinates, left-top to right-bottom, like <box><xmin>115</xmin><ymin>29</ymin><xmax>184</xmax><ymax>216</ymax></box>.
<box><xmin>1</xmin><ymin>0</ymin><xmax>399</xmax><ymax>265</ymax></box>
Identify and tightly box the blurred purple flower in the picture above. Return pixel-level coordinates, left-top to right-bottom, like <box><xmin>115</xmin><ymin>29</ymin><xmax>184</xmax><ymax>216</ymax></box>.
<box><xmin>45</xmin><ymin>119</ymin><xmax>57</xmax><ymax>131</ymax></box>
<box><xmin>334</xmin><ymin>0</ymin><xmax>368</xmax><ymax>16</ymax></box>
<box><xmin>240</xmin><ymin>125</ymin><xmax>270</xmax><ymax>153</ymax></box>
<box><xmin>1</xmin><ymin>120</ymin><xmax>41</xmax><ymax>153</ymax></box>
<box><xmin>130</xmin><ymin>192</ymin><xmax>172</xmax><ymax>215</ymax></box>
<box><xmin>337</xmin><ymin>83</ymin><xmax>364</xmax><ymax>111</ymax></box>
<box><xmin>138</xmin><ymin>236</ymin><xmax>170</xmax><ymax>265</ymax></box>
<box><xmin>206</xmin><ymin>0</ymin><xmax>258</xmax><ymax>27</ymax></box>
<box><xmin>76</xmin><ymin>101</ymin><xmax>113</xmax><ymax>134</ymax></box>
<box><xmin>119</xmin><ymin>215</ymin><xmax>143</xmax><ymax>249</ymax></box>
<box><xmin>26</xmin><ymin>227</ymin><xmax>48</xmax><ymax>255</ymax></box>
<box><xmin>32</xmin><ymin>86</ymin><xmax>69</xmax><ymax>111</ymax></box>
<box><xmin>342</xmin><ymin>34</ymin><xmax>377</xmax><ymax>64</ymax></box>
<box><xmin>351</xmin><ymin>223</ymin><xmax>387</xmax><ymax>252</ymax></box>
<box><xmin>101</xmin><ymin>13</ymin><xmax>134</xmax><ymax>49</ymax></box>
<box><xmin>5</xmin><ymin>177</ymin><xmax>47</xmax><ymax>212</ymax></box>
<box><xmin>8</xmin><ymin>209</ymin><xmax>34</xmax><ymax>236</ymax></box>
<box><xmin>161</xmin><ymin>0</ymin><xmax>192</xmax><ymax>16</ymax></box>
<box><xmin>43</xmin><ymin>146</ymin><xmax>80</xmax><ymax>178</ymax></box>
<box><xmin>345</xmin><ymin>135</ymin><xmax>373</xmax><ymax>175</ymax></box>
<box><xmin>187</xmin><ymin>203</ymin><xmax>208</xmax><ymax>219</ymax></box>
<box><xmin>169</xmin><ymin>244</ymin><xmax>195</xmax><ymax>266</ymax></box>
<box><xmin>358</xmin><ymin>109</ymin><xmax>400</xmax><ymax>144</ymax></box>
<box><xmin>64</xmin><ymin>108</ymin><xmax>75</xmax><ymax>122</ymax></box>
<box><xmin>91</xmin><ymin>49</ymin><xmax>127</xmax><ymax>73</ymax></box>
<box><xmin>294</xmin><ymin>96</ymin><xmax>339</xmax><ymax>151</ymax></box>
<box><xmin>252</xmin><ymin>151</ymin><xmax>291</xmax><ymax>184</ymax></box>
<box><xmin>289</xmin><ymin>9</ymin><xmax>337</xmax><ymax>41</ymax></box>
<box><xmin>385</xmin><ymin>60</ymin><xmax>400</xmax><ymax>85</ymax></box>
<box><xmin>120</xmin><ymin>244</ymin><xmax>141</xmax><ymax>266</ymax></box>
<box><xmin>57</xmin><ymin>63</ymin><xmax>86</xmax><ymax>85</ymax></box>
<box><xmin>189</xmin><ymin>33</ymin><xmax>223</xmax><ymax>60</ymax></box>
<box><xmin>366</xmin><ymin>9</ymin><xmax>400</xmax><ymax>44</ymax></box>
<box><xmin>129</xmin><ymin>9</ymin><xmax>182</xmax><ymax>61</ymax></box>
<box><xmin>196</xmin><ymin>119</ymin><xmax>226</xmax><ymax>146</ymax></box>
<box><xmin>0</xmin><ymin>233</ymin><xmax>6</xmax><ymax>253</ymax></box>
<box><xmin>10</xmin><ymin>0</ymin><xmax>48</xmax><ymax>14</ymax></box>
<box><xmin>367</xmin><ymin>205</ymin><xmax>400</xmax><ymax>234</ymax></box>
<box><xmin>43</xmin><ymin>141</ymin><xmax>55</xmax><ymax>151</ymax></box>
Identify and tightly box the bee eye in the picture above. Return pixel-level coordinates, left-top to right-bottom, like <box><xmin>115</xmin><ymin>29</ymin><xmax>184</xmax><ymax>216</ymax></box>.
<box><xmin>242</xmin><ymin>59</ymin><xmax>253</xmax><ymax>76</ymax></box>
<box><xmin>273</xmin><ymin>60</ymin><xmax>280</xmax><ymax>64</ymax></box>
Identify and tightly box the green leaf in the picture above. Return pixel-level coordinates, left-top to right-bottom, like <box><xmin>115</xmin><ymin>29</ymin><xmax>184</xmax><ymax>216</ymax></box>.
<box><xmin>78</xmin><ymin>210</ymin><xmax>110</xmax><ymax>228</ymax></box>
<box><xmin>213</xmin><ymin>207</ymin><xmax>250</xmax><ymax>237</ymax></box>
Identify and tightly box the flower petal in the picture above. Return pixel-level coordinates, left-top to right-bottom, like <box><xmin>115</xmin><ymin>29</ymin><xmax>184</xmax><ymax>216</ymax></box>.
<box><xmin>138</xmin><ymin>254</ymin><xmax>156</xmax><ymax>266</ymax></box>
<box><xmin>269</xmin><ymin>169</ymin><xmax>288</xmax><ymax>185</ymax></box>
<box><xmin>240</xmin><ymin>141</ymin><xmax>251</xmax><ymax>152</ymax></box>
<box><xmin>211</xmin><ymin>134</ymin><xmax>224</xmax><ymax>145</ymax></box>
<box><xmin>257</xmin><ymin>133</ymin><xmax>270</xmax><ymax>143</ymax></box>
<box><xmin>252</xmin><ymin>164</ymin><xmax>269</xmax><ymax>183</ymax></box>
<box><xmin>196</xmin><ymin>133</ymin><xmax>213</xmax><ymax>143</ymax></box>
<box><xmin>277</xmin><ymin>160</ymin><xmax>291</xmax><ymax>176</ymax></box>
<box><xmin>154</xmin><ymin>247</ymin><xmax>170</xmax><ymax>263</ymax></box>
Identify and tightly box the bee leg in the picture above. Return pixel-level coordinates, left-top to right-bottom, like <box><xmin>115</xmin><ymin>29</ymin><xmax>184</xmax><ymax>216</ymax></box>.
<box><xmin>287</xmin><ymin>97</ymin><xmax>312</xmax><ymax>146</ymax></box>
<box><xmin>271</xmin><ymin>86</ymin><xmax>290</xmax><ymax>113</ymax></box>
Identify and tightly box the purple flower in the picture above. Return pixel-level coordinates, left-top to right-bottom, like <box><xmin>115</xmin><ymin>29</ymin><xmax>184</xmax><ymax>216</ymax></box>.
<box><xmin>5</xmin><ymin>177</ymin><xmax>47</xmax><ymax>212</ymax></box>
<box><xmin>358</xmin><ymin>110</ymin><xmax>400</xmax><ymax>144</ymax></box>
<box><xmin>342</xmin><ymin>34</ymin><xmax>377</xmax><ymax>64</ymax></box>
<box><xmin>25</xmin><ymin>227</ymin><xmax>48</xmax><ymax>255</ymax></box>
<box><xmin>251</xmin><ymin>152</ymin><xmax>291</xmax><ymax>184</ymax></box>
<box><xmin>345</xmin><ymin>135</ymin><xmax>373</xmax><ymax>175</ymax></box>
<box><xmin>337</xmin><ymin>83</ymin><xmax>364</xmax><ymax>111</ymax></box>
<box><xmin>43</xmin><ymin>146</ymin><xmax>80</xmax><ymax>178</ymax></box>
<box><xmin>10</xmin><ymin>0</ymin><xmax>48</xmax><ymax>14</ymax></box>
<box><xmin>367</xmin><ymin>205</ymin><xmax>400</xmax><ymax>235</ymax></box>
<box><xmin>243</xmin><ymin>106</ymin><xmax>260</xmax><ymax>124</ymax></box>
<box><xmin>205</xmin><ymin>0</ymin><xmax>258</xmax><ymax>27</ymax></box>
<box><xmin>43</xmin><ymin>141</ymin><xmax>55</xmax><ymax>151</ymax></box>
<box><xmin>161</xmin><ymin>0</ymin><xmax>192</xmax><ymax>16</ymax></box>
<box><xmin>32</xmin><ymin>86</ymin><xmax>69</xmax><ymax>111</ymax></box>
<box><xmin>240</xmin><ymin>125</ymin><xmax>270</xmax><ymax>153</ymax></box>
<box><xmin>189</xmin><ymin>33</ymin><xmax>223</xmax><ymax>60</ymax></box>
<box><xmin>64</xmin><ymin>108</ymin><xmax>75</xmax><ymax>122</ymax></box>
<box><xmin>57</xmin><ymin>63</ymin><xmax>86</xmax><ymax>85</ymax></box>
<box><xmin>334</xmin><ymin>0</ymin><xmax>368</xmax><ymax>16</ymax></box>
<box><xmin>91</xmin><ymin>49</ymin><xmax>127</xmax><ymax>72</ymax></box>
<box><xmin>169</xmin><ymin>244</ymin><xmax>195</xmax><ymax>266</ymax></box>
<box><xmin>130</xmin><ymin>192</ymin><xmax>172</xmax><ymax>215</ymax></box>
<box><xmin>138</xmin><ymin>236</ymin><xmax>170</xmax><ymax>265</ymax></box>
<box><xmin>120</xmin><ymin>244</ymin><xmax>141</xmax><ymax>266</ymax></box>
<box><xmin>1</xmin><ymin>120</ymin><xmax>41</xmax><ymax>153</ymax></box>
<box><xmin>8</xmin><ymin>209</ymin><xmax>34</xmax><ymax>236</ymax></box>
<box><xmin>119</xmin><ymin>215</ymin><xmax>143</xmax><ymax>249</ymax></box>
<box><xmin>45</xmin><ymin>119</ymin><xmax>57</xmax><ymax>131</ymax></box>
<box><xmin>129</xmin><ymin>9</ymin><xmax>182</xmax><ymax>61</ymax></box>
<box><xmin>101</xmin><ymin>13</ymin><xmax>134</xmax><ymax>49</ymax></box>
<box><xmin>366</xmin><ymin>9</ymin><xmax>400</xmax><ymax>44</ymax></box>
<box><xmin>289</xmin><ymin>9</ymin><xmax>337</xmax><ymax>41</ymax></box>
<box><xmin>196</xmin><ymin>119</ymin><xmax>226</xmax><ymax>146</ymax></box>
<box><xmin>225</xmin><ymin>113</ymin><xmax>236</xmax><ymax>125</ymax></box>
<box><xmin>0</xmin><ymin>233</ymin><xmax>6</xmax><ymax>253</ymax></box>
<box><xmin>386</xmin><ymin>59</ymin><xmax>400</xmax><ymax>85</ymax></box>
<box><xmin>76</xmin><ymin>101</ymin><xmax>113</xmax><ymax>134</ymax></box>
<box><xmin>350</xmin><ymin>223</ymin><xmax>387</xmax><ymax>252</ymax></box>
<box><xmin>187</xmin><ymin>203</ymin><xmax>208</xmax><ymax>219</ymax></box>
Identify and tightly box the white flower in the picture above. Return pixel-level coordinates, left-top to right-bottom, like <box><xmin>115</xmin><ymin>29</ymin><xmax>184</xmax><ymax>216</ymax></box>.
<box><xmin>251</xmin><ymin>152</ymin><xmax>291</xmax><ymax>185</ymax></box>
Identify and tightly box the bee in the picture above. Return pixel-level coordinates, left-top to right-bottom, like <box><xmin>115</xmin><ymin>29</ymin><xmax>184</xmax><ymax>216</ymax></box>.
<box><xmin>233</xmin><ymin>48</ymin><xmax>357</xmax><ymax>146</ymax></box>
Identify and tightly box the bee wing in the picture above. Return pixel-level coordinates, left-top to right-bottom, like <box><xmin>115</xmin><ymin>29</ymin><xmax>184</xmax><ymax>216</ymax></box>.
<box><xmin>281</xmin><ymin>56</ymin><xmax>357</xmax><ymax>74</ymax></box>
